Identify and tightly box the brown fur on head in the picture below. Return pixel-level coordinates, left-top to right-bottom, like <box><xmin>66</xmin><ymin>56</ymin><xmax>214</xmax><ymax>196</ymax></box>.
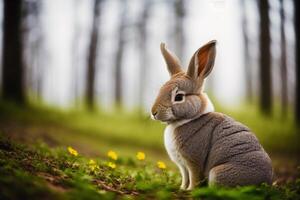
<box><xmin>151</xmin><ymin>40</ymin><xmax>217</xmax><ymax>123</ymax></box>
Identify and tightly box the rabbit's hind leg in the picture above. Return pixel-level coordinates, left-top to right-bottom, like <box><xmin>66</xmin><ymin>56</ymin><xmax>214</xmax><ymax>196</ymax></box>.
<box><xmin>208</xmin><ymin>163</ymin><xmax>270</xmax><ymax>187</ymax></box>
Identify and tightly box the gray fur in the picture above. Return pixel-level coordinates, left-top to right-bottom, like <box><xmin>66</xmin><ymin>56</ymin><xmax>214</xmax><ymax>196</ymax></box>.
<box><xmin>175</xmin><ymin>112</ymin><xmax>273</xmax><ymax>187</ymax></box>
<box><xmin>151</xmin><ymin>74</ymin><xmax>202</xmax><ymax>122</ymax></box>
<box><xmin>151</xmin><ymin>41</ymin><xmax>273</xmax><ymax>189</ymax></box>
<box><xmin>160</xmin><ymin>43</ymin><xmax>183</xmax><ymax>76</ymax></box>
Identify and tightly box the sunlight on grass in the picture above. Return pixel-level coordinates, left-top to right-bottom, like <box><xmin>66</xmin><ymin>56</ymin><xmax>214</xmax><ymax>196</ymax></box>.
<box><xmin>0</xmin><ymin>100</ymin><xmax>300</xmax><ymax>199</ymax></box>
<box><xmin>0</xmin><ymin>100</ymin><xmax>298</xmax><ymax>156</ymax></box>
<box><xmin>0</xmin><ymin>135</ymin><xmax>299</xmax><ymax>199</ymax></box>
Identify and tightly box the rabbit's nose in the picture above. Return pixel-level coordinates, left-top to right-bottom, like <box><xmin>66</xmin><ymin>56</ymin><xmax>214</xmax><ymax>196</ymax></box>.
<box><xmin>151</xmin><ymin>110</ymin><xmax>158</xmax><ymax>120</ymax></box>
<box><xmin>151</xmin><ymin>103</ymin><xmax>160</xmax><ymax>120</ymax></box>
<box><xmin>151</xmin><ymin>105</ymin><xmax>158</xmax><ymax>116</ymax></box>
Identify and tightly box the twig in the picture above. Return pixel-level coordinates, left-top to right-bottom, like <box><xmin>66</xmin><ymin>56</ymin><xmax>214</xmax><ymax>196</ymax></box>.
<box><xmin>92</xmin><ymin>179</ymin><xmax>139</xmax><ymax>196</ymax></box>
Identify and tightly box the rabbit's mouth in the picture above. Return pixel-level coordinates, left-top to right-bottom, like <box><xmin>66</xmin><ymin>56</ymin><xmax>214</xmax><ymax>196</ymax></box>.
<box><xmin>151</xmin><ymin>107</ymin><xmax>175</xmax><ymax>122</ymax></box>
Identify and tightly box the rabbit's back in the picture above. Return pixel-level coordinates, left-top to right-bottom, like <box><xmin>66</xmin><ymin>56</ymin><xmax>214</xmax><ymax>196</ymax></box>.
<box><xmin>207</xmin><ymin>114</ymin><xmax>273</xmax><ymax>184</ymax></box>
<box><xmin>207</xmin><ymin>115</ymin><xmax>270</xmax><ymax>170</ymax></box>
<box><xmin>175</xmin><ymin>112</ymin><xmax>273</xmax><ymax>186</ymax></box>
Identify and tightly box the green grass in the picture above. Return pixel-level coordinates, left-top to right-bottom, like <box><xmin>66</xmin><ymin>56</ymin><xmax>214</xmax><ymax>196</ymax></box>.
<box><xmin>0</xmin><ymin>100</ymin><xmax>300</xmax><ymax>199</ymax></box>
<box><xmin>0</xmin><ymin>134</ymin><xmax>299</xmax><ymax>200</ymax></box>
<box><xmin>0</xmin><ymin>100</ymin><xmax>299</xmax><ymax>156</ymax></box>
<box><xmin>0</xmin><ymin>101</ymin><xmax>168</xmax><ymax>164</ymax></box>
<box><xmin>0</xmin><ymin>100</ymin><xmax>299</xmax><ymax>170</ymax></box>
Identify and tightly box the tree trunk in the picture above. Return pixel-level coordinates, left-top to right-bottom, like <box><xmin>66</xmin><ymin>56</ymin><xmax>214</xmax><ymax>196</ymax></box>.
<box><xmin>85</xmin><ymin>0</ymin><xmax>102</xmax><ymax>110</ymax></box>
<box><xmin>23</xmin><ymin>0</ymin><xmax>43</xmax><ymax>102</ymax></box>
<box><xmin>72</xmin><ymin>0</ymin><xmax>80</xmax><ymax>107</ymax></box>
<box><xmin>279</xmin><ymin>0</ymin><xmax>288</xmax><ymax>117</ymax></box>
<box><xmin>174</xmin><ymin>0</ymin><xmax>185</xmax><ymax>61</ymax></box>
<box><xmin>258</xmin><ymin>0</ymin><xmax>272</xmax><ymax>116</ymax></box>
<box><xmin>137</xmin><ymin>0</ymin><xmax>151</xmax><ymax>110</ymax></box>
<box><xmin>294</xmin><ymin>0</ymin><xmax>300</xmax><ymax>124</ymax></box>
<box><xmin>2</xmin><ymin>0</ymin><xmax>25</xmax><ymax>103</ymax></box>
<box><xmin>241</xmin><ymin>1</ymin><xmax>253</xmax><ymax>103</ymax></box>
<box><xmin>114</xmin><ymin>1</ymin><xmax>127</xmax><ymax>107</ymax></box>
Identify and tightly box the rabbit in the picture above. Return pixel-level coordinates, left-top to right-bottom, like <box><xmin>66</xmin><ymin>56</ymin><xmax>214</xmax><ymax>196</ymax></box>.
<box><xmin>151</xmin><ymin>40</ymin><xmax>273</xmax><ymax>190</ymax></box>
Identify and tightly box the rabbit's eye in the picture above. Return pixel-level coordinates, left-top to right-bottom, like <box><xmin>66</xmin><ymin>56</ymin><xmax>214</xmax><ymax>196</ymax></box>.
<box><xmin>174</xmin><ymin>93</ymin><xmax>184</xmax><ymax>102</ymax></box>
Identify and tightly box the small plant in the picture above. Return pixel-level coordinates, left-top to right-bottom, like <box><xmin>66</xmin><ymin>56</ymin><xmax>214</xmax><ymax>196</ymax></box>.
<box><xmin>0</xmin><ymin>131</ymin><xmax>299</xmax><ymax>199</ymax></box>
<box><xmin>107</xmin><ymin>162</ymin><xmax>116</xmax><ymax>169</ymax></box>
<box><xmin>136</xmin><ymin>151</ymin><xmax>145</xmax><ymax>161</ymax></box>
<box><xmin>157</xmin><ymin>161</ymin><xmax>167</xmax><ymax>169</ymax></box>
<box><xmin>107</xmin><ymin>150</ymin><xmax>118</xmax><ymax>161</ymax></box>
<box><xmin>88</xmin><ymin>159</ymin><xmax>100</xmax><ymax>172</ymax></box>
<box><xmin>67</xmin><ymin>146</ymin><xmax>78</xmax><ymax>156</ymax></box>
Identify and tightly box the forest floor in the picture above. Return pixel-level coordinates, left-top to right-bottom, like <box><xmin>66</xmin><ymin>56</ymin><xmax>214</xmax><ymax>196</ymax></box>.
<box><xmin>0</xmin><ymin>101</ymin><xmax>299</xmax><ymax>199</ymax></box>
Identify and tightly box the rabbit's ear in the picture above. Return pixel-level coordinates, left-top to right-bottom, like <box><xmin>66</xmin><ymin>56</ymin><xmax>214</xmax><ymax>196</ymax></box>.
<box><xmin>187</xmin><ymin>40</ymin><xmax>216</xmax><ymax>81</ymax></box>
<box><xmin>160</xmin><ymin>43</ymin><xmax>182</xmax><ymax>76</ymax></box>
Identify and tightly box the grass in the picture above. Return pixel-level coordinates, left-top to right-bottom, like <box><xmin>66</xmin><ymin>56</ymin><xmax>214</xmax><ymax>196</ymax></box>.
<box><xmin>0</xmin><ymin>134</ymin><xmax>299</xmax><ymax>200</ymax></box>
<box><xmin>0</xmin><ymin>100</ymin><xmax>299</xmax><ymax>157</ymax></box>
<box><xmin>0</xmin><ymin>100</ymin><xmax>300</xmax><ymax>199</ymax></box>
<box><xmin>0</xmin><ymin>101</ymin><xmax>165</xmax><ymax>157</ymax></box>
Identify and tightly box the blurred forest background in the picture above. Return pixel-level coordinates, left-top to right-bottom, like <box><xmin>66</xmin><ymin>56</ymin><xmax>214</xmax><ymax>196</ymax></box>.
<box><xmin>0</xmin><ymin>0</ymin><xmax>300</xmax><ymax>197</ymax></box>
<box><xmin>0</xmin><ymin>0</ymin><xmax>299</xmax><ymax>114</ymax></box>
<box><xmin>0</xmin><ymin>0</ymin><xmax>299</xmax><ymax>116</ymax></box>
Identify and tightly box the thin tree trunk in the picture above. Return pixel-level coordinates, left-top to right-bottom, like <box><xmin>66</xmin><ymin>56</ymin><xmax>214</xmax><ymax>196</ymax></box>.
<box><xmin>24</xmin><ymin>0</ymin><xmax>43</xmax><ymax>102</ymax></box>
<box><xmin>33</xmin><ymin>28</ymin><xmax>44</xmax><ymax>102</ymax></box>
<box><xmin>294</xmin><ymin>0</ymin><xmax>300</xmax><ymax>124</ymax></box>
<box><xmin>114</xmin><ymin>1</ymin><xmax>127</xmax><ymax>106</ymax></box>
<box><xmin>174</xmin><ymin>0</ymin><xmax>185</xmax><ymax>61</ymax></box>
<box><xmin>2</xmin><ymin>0</ymin><xmax>25</xmax><ymax>103</ymax></box>
<box><xmin>137</xmin><ymin>0</ymin><xmax>151</xmax><ymax>110</ymax></box>
<box><xmin>241</xmin><ymin>1</ymin><xmax>253</xmax><ymax>103</ymax></box>
<box><xmin>279</xmin><ymin>0</ymin><xmax>288</xmax><ymax>117</ymax></box>
<box><xmin>86</xmin><ymin>0</ymin><xmax>101</xmax><ymax>110</ymax></box>
<box><xmin>258</xmin><ymin>0</ymin><xmax>272</xmax><ymax>115</ymax></box>
<box><xmin>72</xmin><ymin>0</ymin><xmax>80</xmax><ymax>106</ymax></box>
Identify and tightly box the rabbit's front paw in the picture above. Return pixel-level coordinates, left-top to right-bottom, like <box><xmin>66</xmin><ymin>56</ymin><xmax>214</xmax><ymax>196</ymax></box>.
<box><xmin>187</xmin><ymin>180</ymin><xmax>199</xmax><ymax>190</ymax></box>
<box><xmin>180</xmin><ymin>182</ymin><xmax>188</xmax><ymax>190</ymax></box>
<box><xmin>187</xmin><ymin>184</ymin><xmax>195</xmax><ymax>191</ymax></box>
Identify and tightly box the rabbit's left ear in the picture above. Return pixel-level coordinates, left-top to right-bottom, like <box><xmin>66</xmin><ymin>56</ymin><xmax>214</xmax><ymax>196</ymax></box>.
<box><xmin>160</xmin><ymin>43</ymin><xmax>182</xmax><ymax>76</ymax></box>
<box><xmin>187</xmin><ymin>40</ymin><xmax>217</xmax><ymax>81</ymax></box>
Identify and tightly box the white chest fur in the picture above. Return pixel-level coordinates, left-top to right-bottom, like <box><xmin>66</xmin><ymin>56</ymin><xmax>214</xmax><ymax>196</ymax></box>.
<box><xmin>164</xmin><ymin>121</ymin><xmax>189</xmax><ymax>166</ymax></box>
<box><xmin>163</xmin><ymin>93</ymin><xmax>214</xmax><ymax>167</ymax></box>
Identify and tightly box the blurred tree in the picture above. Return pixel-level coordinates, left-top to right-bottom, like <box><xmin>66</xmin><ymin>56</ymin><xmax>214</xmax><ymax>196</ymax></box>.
<box><xmin>72</xmin><ymin>0</ymin><xmax>81</xmax><ymax>106</ymax></box>
<box><xmin>23</xmin><ymin>0</ymin><xmax>44</xmax><ymax>101</ymax></box>
<box><xmin>279</xmin><ymin>0</ymin><xmax>288</xmax><ymax>117</ymax></box>
<box><xmin>241</xmin><ymin>1</ymin><xmax>253</xmax><ymax>103</ymax></box>
<box><xmin>294</xmin><ymin>0</ymin><xmax>300</xmax><ymax>124</ymax></box>
<box><xmin>114</xmin><ymin>0</ymin><xmax>128</xmax><ymax>107</ymax></box>
<box><xmin>258</xmin><ymin>0</ymin><xmax>272</xmax><ymax>116</ymax></box>
<box><xmin>1</xmin><ymin>0</ymin><xmax>25</xmax><ymax>103</ymax></box>
<box><xmin>137</xmin><ymin>0</ymin><xmax>152</xmax><ymax>110</ymax></box>
<box><xmin>86</xmin><ymin>0</ymin><xmax>103</xmax><ymax>110</ymax></box>
<box><xmin>173</xmin><ymin>0</ymin><xmax>186</xmax><ymax>60</ymax></box>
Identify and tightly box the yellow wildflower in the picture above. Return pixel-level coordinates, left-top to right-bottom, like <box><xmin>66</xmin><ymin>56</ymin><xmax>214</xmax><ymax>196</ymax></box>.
<box><xmin>89</xmin><ymin>159</ymin><xmax>96</xmax><ymax>165</ymax></box>
<box><xmin>136</xmin><ymin>152</ymin><xmax>146</xmax><ymax>160</ymax></box>
<box><xmin>88</xmin><ymin>159</ymin><xmax>99</xmax><ymax>172</ymax></box>
<box><xmin>107</xmin><ymin>162</ymin><xmax>116</xmax><ymax>169</ymax></box>
<box><xmin>157</xmin><ymin>161</ymin><xmax>166</xmax><ymax>169</ymax></box>
<box><xmin>107</xmin><ymin>150</ymin><xmax>118</xmax><ymax>160</ymax></box>
<box><xmin>89</xmin><ymin>165</ymin><xmax>99</xmax><ymax>171</ymax></box>
<box><xmin>67</xmin><ymin>146</ymin><xmax>78</xmax><ymax>156</ymax></box>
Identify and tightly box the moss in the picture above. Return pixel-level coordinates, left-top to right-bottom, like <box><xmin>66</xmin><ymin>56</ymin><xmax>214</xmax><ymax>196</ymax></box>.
<box><xmin>0</xmin><ymin>134</ymin><xmax>300</xmax><ymax>199</ymax></box>
<box><xmin>0</xmin><ymin>101</ymin><xmax>299</xmax><ymax>199</ymax></box>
